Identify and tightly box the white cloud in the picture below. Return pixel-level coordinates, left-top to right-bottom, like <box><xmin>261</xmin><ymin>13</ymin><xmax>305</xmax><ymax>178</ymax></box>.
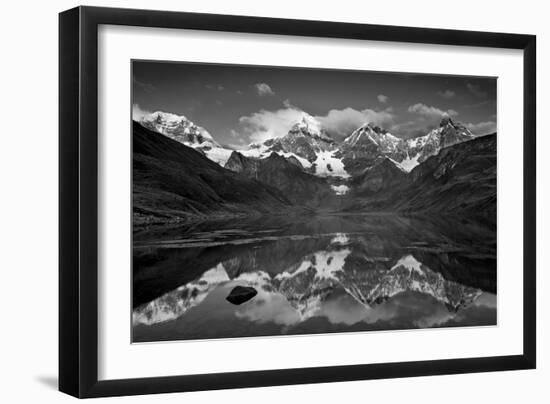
<box><xmin>254</xmin><ymin>82</ymin><xmax>275</xmax><ymax>96</ymax></box>
<box><xmin>282</xmin><ymin>99</ymin><xmax>295</xmax><ymax>108</ymax></box>
<box><xmin>239</xmin><ymin>106</ymin><xmax>305</xmax><ymax>143</ymax></box>
<box><xmin>132</xmin><ymin>104</ymin><xmax>151</xmax><ymax>120</ymax></box>
<box><xmin>464</xmin><ymin>121</ymin><xmax>497</xmax><ymax>135</ymax></box>
<box><xmin>377</xmin><ymin>94</ymin><xmax>389</xmax><ymax>103</ymax></box>
<box><xmin>226</xmin><ymin>142</ymin><xmax>247</xmax><ymax>150</ymax></box>
<box><xmin>408</xmin><ymin>103</ymin><xmax>458</xmax><ymax>119</ymax></box>
<box><xmin>239</xmin><ymin>105</ymin><xmax>395</xmax><ymax>143</ymax></box>
<box><xmin>316</xmin><ymin>107</ymin><xmax>395</xmax><ymax>138</ymax></box>
<box><xmin>438</xmin><ymin>89</ymin><xmax>456</xmax><ymax>99</ymax></box>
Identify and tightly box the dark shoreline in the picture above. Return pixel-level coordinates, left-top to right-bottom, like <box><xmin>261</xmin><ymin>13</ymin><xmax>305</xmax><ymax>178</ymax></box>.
<box><xmin>133</xmin><ymin>208</ymin><xmax>496</xmax><ymax>234</ymax></box>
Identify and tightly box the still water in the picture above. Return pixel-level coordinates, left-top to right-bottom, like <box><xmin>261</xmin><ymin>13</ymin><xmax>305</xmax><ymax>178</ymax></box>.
<box><xmin>132</xmin><ymin>214</ymin><xmax>496</xmax><ymax>342</ymax></box>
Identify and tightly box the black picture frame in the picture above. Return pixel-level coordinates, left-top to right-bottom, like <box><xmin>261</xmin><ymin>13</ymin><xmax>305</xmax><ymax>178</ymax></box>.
<box><xmin>59</xmin><ymin>5</ymin><xmax>536</xmax><ymax>398</ymax></box>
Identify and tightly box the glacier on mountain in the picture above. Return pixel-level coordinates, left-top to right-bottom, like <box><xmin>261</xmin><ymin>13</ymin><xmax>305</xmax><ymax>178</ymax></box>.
<box><xmin>313</xmin><ymin>150</ymin><xmax>350</xmax><ymax>178</ymax></box>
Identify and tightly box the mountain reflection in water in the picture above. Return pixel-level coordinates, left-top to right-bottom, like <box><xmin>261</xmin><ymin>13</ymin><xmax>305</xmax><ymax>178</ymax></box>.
<box><xmin>132</xmin><ymin>214</ymin><xmax>496</xmax><ymax>342</ymax></box>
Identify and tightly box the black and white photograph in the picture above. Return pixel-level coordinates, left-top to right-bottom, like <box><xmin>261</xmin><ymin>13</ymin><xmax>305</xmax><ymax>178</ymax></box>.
<box><xmin>131</xmin><ymin>61</ymin><xmax>497</xmax><ymax>342</ymax></box>
<box><xmin>1</xmin><ymin>0</ymin><xmax>544</xmax><ymax>401</ymax></box>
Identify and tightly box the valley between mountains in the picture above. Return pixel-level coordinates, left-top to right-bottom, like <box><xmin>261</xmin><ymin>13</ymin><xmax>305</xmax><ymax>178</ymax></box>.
<box><xmin>133</xmin><ymin>111</ymin><xmax>496</xmax><ymax>226</ymax></box>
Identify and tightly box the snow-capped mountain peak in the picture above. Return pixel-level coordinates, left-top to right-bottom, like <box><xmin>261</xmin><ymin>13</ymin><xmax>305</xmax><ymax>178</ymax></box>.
<box><xmin>438</xmin><ymin>117</ymin><xmax>475</xmax><ymax>145</ymax></box>
<box><xmin>140</xmin><ymin>111</ymin><xmax>220</xmax><ymax>148</ymax></box>
<box><xmin>151</xmin><ymin>110</ymin><xmax>188</xmax><ymax>122</ymax></box>
<box><xmin>340</xmin><ymin>117</ymin><xmax>480</xmax><ymax>174</ymax></box>
<box><xmin>288</xmin><ymin>115</ymin><xmax>333</xmax><ymax>142</ymax></box>
<box><xmin>439</xmin><ymin>116</ymin><xmax>457</xmax><ymax>128</ymax></box>
<box><xmin>344</xmin><ymin>122</ymin><xmax>400</xmax><ymax>150</ymax></box>
<box><xmin>138</xmin><ymin>110</ymin><xmax>236</xmax><ymax>166</ymax></box>
<box><xmin>256</xmin><ymin>116</ymin><xmax>342</xmax><ymax>175</ymax></box>
<box><xmin>404</xmin><ymin>117</ymin><xmax>476</xmax><ymax>164</ymax></box>
<box><xmin>341</xmin><ymin>123</ymin><xmax>404</xmax><ymax>175</ymax></box>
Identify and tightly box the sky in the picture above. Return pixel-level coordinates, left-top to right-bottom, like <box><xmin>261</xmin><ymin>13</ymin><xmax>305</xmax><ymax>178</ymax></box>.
<box><xmin>132</xmin><ymin>60</ymin><xmax>497</xmax><ymax>148</ymax></box>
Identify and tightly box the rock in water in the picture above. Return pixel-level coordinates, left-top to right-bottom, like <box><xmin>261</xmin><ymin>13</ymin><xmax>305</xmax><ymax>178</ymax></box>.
<box><xmin>226</xmin><ymin>286</ymin><xmax>258</xmax><ymax>305</ymax></box>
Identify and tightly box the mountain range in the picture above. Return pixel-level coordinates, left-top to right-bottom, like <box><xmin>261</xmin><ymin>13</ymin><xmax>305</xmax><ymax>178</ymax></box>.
<box><xmin>138</xmin><ymin>111</ymin><xmax>476</xmax><ymax>175</ymax></box>
<box><xmin>133</xmin><ymin>122</ymin><xmax>302</xmax><ymax>225</ymax></box>
<box><xmin>133</xmin><ymin>110</ymin><xmax>496</xmax><ymax>223</ymax></box>
<box><xmin>344</xmin><ymin>133</ymin><xmax>496</xmax><ymax>217</ymax></box>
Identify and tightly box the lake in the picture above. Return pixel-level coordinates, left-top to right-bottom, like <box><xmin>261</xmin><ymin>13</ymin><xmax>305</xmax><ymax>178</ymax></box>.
<box><xmin>132</xmin><ymin>214</ymin><xmax>496</xmax><ymax>342</ymax></box>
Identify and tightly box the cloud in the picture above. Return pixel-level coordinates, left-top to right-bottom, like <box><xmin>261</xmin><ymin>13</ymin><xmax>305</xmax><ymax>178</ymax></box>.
<box><xmin>239</xmin><ymin>104</ymin><xmax>395</xmax><ymax>143</ymax></box>
<box><xmin>239</xmin><ymin>106</ymin><xmax>305</xmax><ymax>143</ymax></box>
<box><xmin>225</xmin><ymin>142</ymin><xmax>247</xmax><ymax>150</ymax></box>
<box><xmin>377</xmin><ymin>94</ymin><xmax>389</xmax><ymax>103</ymax></box>
<box><xmin>438</xmin><ymin>89</ymin><xmax>456</xmax><ymax>99</ymax></box>
<box><xmin>408</xmin><ymin>103</ymin><xmax>458</xmax><ymax>119</ymax></box>
<box><xmin>316</xmin><ymin>107</ymin><xmax>395</xmax><ymax>139</ymax></box>
<box><xmin>466</xmin><ymin>83</ymin><xmax>488</xmax><ymax>98</ymax></box>
<box><xmin>400</xmin><ymin>103</ymin><xmax>461</xmax><ymax>138</ymax></box>
<box><xmin>282</xmin><ymin>99</ymin><xmax>295</xmax><ymax>108</ymax></box>
<box><xmin>132</xmin><ymin>104</ymin><xmax>152</xmax><ymax>120</ymax></box>
<box><xmin>223</xmin><ymin>130</ymin><xmax>248</xmax><ymax>149</ymax></box>
<box><xmin>464</xmin><ymin>121</ymin><xmax>497</xmax><ymax>135</ymax></box>
<box><xmin>254</xmin><ymin>82</ymin><xmax>275</xmax><ymax>96</ymax></box>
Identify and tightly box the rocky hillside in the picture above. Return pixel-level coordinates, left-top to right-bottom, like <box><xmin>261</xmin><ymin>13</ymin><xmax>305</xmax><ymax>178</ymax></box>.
<box><xmin>351</xmin><ymin>157</ymin><xmax>408</xmax><ymax>196</ymax></box>
<box><xmin>405</xmin><ymin>117</ymin><xmax>476</xmax><ymax>165</ymax></box>
<box><xmin>346</xmin><ymin>134</ymin><xmax>496</xmax><ymax>219</ymax></box>
<box><xmin>224</xmin><ymin>150</ymin><xmax>336</xmax><ymax>206</ymax></box>
<box><xmin>132</xmin><ymin>122</ymin><xmax>297</xmax><ymax>225</ymax></box>
<box><xmin>138</xmin><ymin>111</ymin><xmax>233</xmax><ymax>165</ymax></box>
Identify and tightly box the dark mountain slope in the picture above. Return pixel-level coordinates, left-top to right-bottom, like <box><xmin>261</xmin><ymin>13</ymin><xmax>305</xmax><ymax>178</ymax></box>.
<box><xmin>400</xmin><ymin>133</ymin><xmax>496</xmax><ymax>215</ymax></box>
<box><xmin>224</xmin><ymin>151</ymin><xmax>335</xmax><ymax>206</ymax></box>
<box><xmin>132</xmin><ymin>122</ymin><xmax>294</xmax><ymax>225</ymax></box>
<box><xmin>224</xmin><ymin>150</ymin><xmax>260</xmax><ymax>173</ymax></box>
<box><xmin>345</xmin><ymin>134</ymin><xmax>496</xmax><ymax>219</ymax></box>
<box><xmin>351</xmin><ymin>157</ymin><xmax>408</xmax><ymax>196</ymax></box>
